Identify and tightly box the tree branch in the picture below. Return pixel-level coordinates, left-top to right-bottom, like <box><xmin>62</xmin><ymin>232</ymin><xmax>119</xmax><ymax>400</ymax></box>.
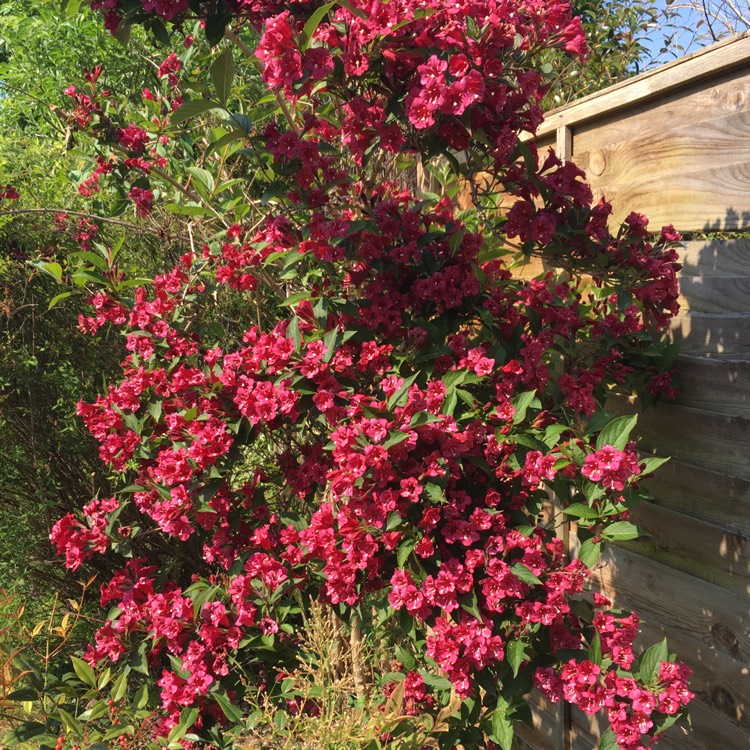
<box><xmin>0</xmin><ymin>208</ymin><xmax>158</xmax><ymax>234</ymax></box>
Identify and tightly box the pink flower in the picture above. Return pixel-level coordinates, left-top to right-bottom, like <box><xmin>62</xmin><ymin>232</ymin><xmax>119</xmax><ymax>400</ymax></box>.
<box><xmin>129</xmin><ymin>186</ymin><xmax>154</xmax><ymax>217</ymax></box>
<box><xmin>582</xmin><ymin>445</ymin><xmax>641</xmax><ymax>491</ymax></box>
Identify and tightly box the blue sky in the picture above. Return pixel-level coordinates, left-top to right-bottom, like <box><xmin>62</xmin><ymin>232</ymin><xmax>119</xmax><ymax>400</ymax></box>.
<box><xmin>640</xmin><ymin>0</ymin><xmax>713</xmax><ymax>66</ymax></box>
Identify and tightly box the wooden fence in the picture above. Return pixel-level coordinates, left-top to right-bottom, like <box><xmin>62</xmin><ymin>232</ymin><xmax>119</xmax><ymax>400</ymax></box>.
<box><xmin>512</xmin><ymin>32</ymin><xmax>750</xmax><ymax>750</ymax></box>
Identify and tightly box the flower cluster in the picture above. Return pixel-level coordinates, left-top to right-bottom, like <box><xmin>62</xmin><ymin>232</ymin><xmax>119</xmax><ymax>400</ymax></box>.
<box><xmin>45</xmin><ymin>0</ymin><xmax>692</xmax><ymax>747</ymax></box>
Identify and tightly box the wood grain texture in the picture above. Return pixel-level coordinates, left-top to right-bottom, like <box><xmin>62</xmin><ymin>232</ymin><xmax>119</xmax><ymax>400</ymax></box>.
<box><xmin>593</xmin><ymin>546</ymin><xmax>750</xmax><ymax>664</ymax></box>
<box><xmin>571</xmin><ymin>70</ymin><xmax>750</xmax><ymax>153</ymax></box>
<box><xmin>587</xmin><ymin>547</ymin><xmax>750</xmax><ymax>739</ymax></box>
<box><xmin>608</xmin><ymin>397</ymin><xmax>750</xmax><ymax>480</ymax></box>
<box><xmin>658</xmin><ymin>701</ymin><xmax>750</xmax><ymax>750</ymax></box>
<box><xmin>515</xmin><ymin>698</ymin><xmax>562</xmax><ymax>750</ymax></box>
<box><xmin>502</xmin><ymin>37</ymin><xmax>750</xmax><ymax>750</ymax></box>
<box><xmin>572</xmin><ymin>110</ymin><xmax>750</xmax><ymax>230</ymax></box>
<box><xmin>644</xmin><ymin>457</ymin><xmax>750</xmax><ymax>536</ymax></box>
<box><xmin>632</xmin><ymin>626</ymin><xmax>750</xmax><ymax>738</ymax></box>
<box><xmin>570</xmin><ymin>699</ymin><xmax>749</xmax><ymax>749</ymax></box>
<box><xmin>625</xmin><ymin>501</ymin><xmax>750</xmax><ymax>595</ymax></box>
<box><xmin>679</xmin><ymin>239</ymin><xmax>750</xmax><ymax>277</ymax></box>
<box><xmin>534</xmin><ymin>32</ymin><xmax>750</xmax><ymax>138</ymax></box>
<box><xmin>678</xmin><ymin>276</ymin><xmax>750</xmax><ymax>314</ymax></box>
<box><xmin>640</xmin><ymin>622</ymin><xmax>750</xmax><ymax>734</ymax></box>
<box><xmin>672</xmin><ymin>356</ymin><xmax>750</xmax><ymax>417</ymax></box>
<box><xmin>666</xmin><ymin>312</ymin><xmax>750</xmax><ymax>359</ymax></box>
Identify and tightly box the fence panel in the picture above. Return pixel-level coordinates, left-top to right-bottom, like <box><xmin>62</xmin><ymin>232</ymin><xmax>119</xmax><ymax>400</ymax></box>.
<box><xmin>513</xmin><ymin>32</ymin><xmax>750</xmax><ymax>750</ymax></box>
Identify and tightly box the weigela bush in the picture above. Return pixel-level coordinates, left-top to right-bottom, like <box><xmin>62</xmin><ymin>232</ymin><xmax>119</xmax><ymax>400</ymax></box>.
<box><xmin>33</xmin><ymin>0</ymin><xmax>694</xmax><ymax>747</ymax></box>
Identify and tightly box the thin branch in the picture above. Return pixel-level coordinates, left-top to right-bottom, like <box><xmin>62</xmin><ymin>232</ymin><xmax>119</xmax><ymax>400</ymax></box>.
<box><xmin>0</xmin><ymin>208</ymin><xmax>158</xmax><ymax>234</ymax></box>
<box><xmin>0</xmin><ymin>208</ymin><xmax>200</xmax><ymax>248</ymax></box>
<box><xmin>702</xmin><ymin>0</ymin><xmax>721</xmax><ymax>39</ymax></box>
<box><xmin>108</xmin><ymin>143</ymin><xmax>203</xmax><ymax>204</ymax></box>
<box><xmin>0</xmin><ymin>82</ymin><xmax>68</xmax><ymax>137</ymax></box>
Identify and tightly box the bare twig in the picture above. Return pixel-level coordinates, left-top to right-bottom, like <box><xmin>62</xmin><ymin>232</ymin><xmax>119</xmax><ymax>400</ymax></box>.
<box><xmin>0</xmin><ymin>207</ymin><xmax>159</xmax><ymax>234</ymax></box>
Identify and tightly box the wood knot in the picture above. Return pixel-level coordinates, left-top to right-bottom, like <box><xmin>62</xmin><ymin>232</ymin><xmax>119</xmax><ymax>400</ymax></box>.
<box><xmin>708</xmin><ymin>686</ymin><xmax>738</xmax><ymax>719</ymax></box>
<box><xmin>588</xmin><ymin>150</ymin><xmax>606</xmax><ymax>177</ymax></box>
<box><xmin>729</xmin><ymin>88</ymin><xmax>746</xmax><ymax>110</ymax></box>
<box><xmin>710</xmin><ymin>622</ymin><xmax>740</xmax><ymax>658</ymax></box>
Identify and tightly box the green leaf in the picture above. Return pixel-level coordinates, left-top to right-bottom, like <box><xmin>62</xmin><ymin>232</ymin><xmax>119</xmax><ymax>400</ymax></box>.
<box><xmin>491</xmin><ymin>698</ymin><xmax>514</xmax><ymax>750</ymax></box>
<box><xmin>395</xmin><ymin>646</ymin><xmax>416</xmax><ymax>670</ymax></box>
<box><xmin>383</xmin><ymin>431</ymin><xmax>409</xmax><ymax>449</ymax></box>
<box><xmin>442</xmin><ymin>389</ymin><xmax>458</xmax><ymax>417</ymax></box>
<box><xmin>180</xmin><ymin>706</ymin><xmax>200</xmax><ymax>728</ymax></box>
<box><xmin>577</xmin><ymin>538</ymin><xmax>602</xmax><ymax>569</ymax></box>
<box><xmin>63</xmin><ymin>0</ymin><xmax>82</xmax><ymax>15</ymax></box>
<box><xmin>97</xmin><ymin>666</ymin><xmax>112</xmax><ymax>690</ymax></box>
<box><xmin>302</xmin><ymin>2</ymin><xmax>336</xmax><ymax>47</ymax></box>
<box><xmin>640</xmin><ymin>455</ymin><xmax>670</xmax><ymax>474</ymax></box>
<box><xmin>114</xmin><ymin>20</ymin><xmax>131</xmax><ymax>47</ymax></box>
<box><xmin>287</xmin><ymin>316</ymin><xmax>301</xmax><ymax>350</ymax></box>
<box><xmin>385</xmin><ymin>512</ymin><xmax>401</xmax><ymax>531</ymax></box>
<box><xmin>4</xmin><ymin>688</ymin><xmax>37</xmax><ymax>701</ymax></box>
<box><xmin>72</xmin><ymin>250</ymin><xmax>109</xmax><ymax>271</ymax></box>
<box><xmin>57</xmin><ymin>708</ymin><xmax>82</xmax><ymax>735</ymax></box>
<box><xmin>164</xmin><ymin>202</ymin><xmax>210</xmax><ymax>217</ymax></box>
<box><xmin>171</xmin><ymin>99</ymin><xmax>217</xmax><ymax>125</ymax></box>
<box><xmin>387</xmin><ymin>372</ymin><xmax>419</xmax><ymax>410</ymax></box>
<box><xmin>392</xmin><ymin>6</ymin><xmax>439</xmax><ymax>29</ymax></box>
<box><xmin>563</xmin><ymin>502</ymin><xmax>601</xmax><ymax>520</ymax></box>
<box><xmin>213</xmin><ymin>691</ymin><xmax>244</xmax><ymax>724</ymax></box>
<box><xmin>409</xmin><ymin>411</ymin><xmax>442</xmax><ymax>427</ymax></box>
<box><xmin>652</xmin><ymin>711</ymin><xmax>682</xmax><ymax>735</ymax></box>
<box><xmin>639</xmin><ymin>638</ymin><xmax>668</xmax><ymax>684</ymax></box>
<box><xmin>208</xmin><ymin>130</ymin><xmax>246</xmax><ymax>155</ymax></box>
<box><xmin>511</xmin><ymin>390</ymin><xmax>538</xmax><ymax>425</ymax></box>
<box><xmin>134</xmin><ymin>683</ymin><xmax>149</xmax><ymax>710</ymax></box>
<box><xmin>48</xmin><ymin>291</ymin><xmax>75</xmax><ymax>310</ymax></box>
<box><xmin>279</xmin><ymin>290</ymin><xmax>312</xmax><ymax>308</ymax></box>
<box><xmin>596</xmin><ymin>414</ymin><xmax>637</xmax><ymax>451</ymax></box>
<box><xmin>31</xmin><ymin>260</ymin><xmax>63</xmax><ymax>282</ymax></box>
<box><xmin>71</xmin><ymin>656</ymin><xmax>97</xmax><ymax>687</ymax></box>
<box><xmin>148</xmin><ymin>400</ymin><xmax>163</xmax><ymax>422</ymax></box>
<box><xmin>205</xmin><ymin>14</ymin><xmax>229</xmax><ymax>46</ymax></box>
<box><xmin>71</xmin><ymin>269</ymin><xmax>109</xmax><ymax>287</ymax></box>
<box><xmin>598</xmin><ymin>727</ymin><xmax>619</xmax><ymax>750</ymax></box>
<box><xmin>128</xmin><ymin>644</ymin><xmax>149</xmax><ymax>675</ymax></box>
<box><xmin>104</xmin><ymin>724</ymin><xmax>131</xmax><ymax>741</ymax></box>
<box><xmin>149</xmin><ymin>18</ymin><xmax>171</xmax><ymax>46</ymax></box>
<box><xmin>341</xmin><ymin>0</ymin><xmax>370</xmax><ymax>16</ymax></box>
<box><xmin>511</xmin><ymin>563</ymin><xmax>541</xmax><ymax>586</ymax></box>
<box><xmin>210</xmin><ymin>49</ymin><xmax>235</xmax><ymax>106</ymax></box>
<box><xmin>582</xmin><ymin>479</ymin><xmax>605</xmax><ymax>503</ymax></box>
<box><xmin>111</xmin><ymin>670</ymin><xmax>128</xmax><ymax>702</ymax></box>
<box><xmin>507</xmin><ymin>639</ymin><xmax>527</xmax><ymax>677</ymax></box>
<box><xmin>602</xmin><ymin>521</ymin><xmax>639</xmax><ymax>541</ymax></box>
<box><xmin>2</xmin><ymin>721</ymin><xmax>47</xmax><ymax>746</ymax></box>
<box><xmin>460</xmin><ymin>590</ymin><xmax>483</xmax><ymax>621</ymax></box>
<box><xmin>225</xmin><ymin>112</ymin><xmax>253</xmax><ymax>133</ymax></box>
<box><xmin>589</xmin><ymin>632</ymin><xmax>603</xmax><ymax>665</ymax></box>
<box><xmin>423</xmin><ymin>481</ymin><xmax>444</xmax><ymax>504</ymax></box>
<box><xmin>78</xmin><ymin>701</ymin><xmax>108</xmax><ymax>721</ymax></box>
<box><xmin>187</xmin><ymin>166</ymin><xmax>215</xmax><ymax>195</ymax></box>
<box><xmin>397</xmin><ymin>538</ymin><xmax>416</xmax><ymax>568</ymax></box>
<box><xmin>419</xmin><ymin>671</ymin><xmax>453</xmax><ymax>691</ymax></box>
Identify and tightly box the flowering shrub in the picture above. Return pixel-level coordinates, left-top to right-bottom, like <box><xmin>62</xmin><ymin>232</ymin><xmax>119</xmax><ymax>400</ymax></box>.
<box><xmin>11</xmin><ymin>0</ymin><xmax>694</xmax><ymax>748</ymax></box>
